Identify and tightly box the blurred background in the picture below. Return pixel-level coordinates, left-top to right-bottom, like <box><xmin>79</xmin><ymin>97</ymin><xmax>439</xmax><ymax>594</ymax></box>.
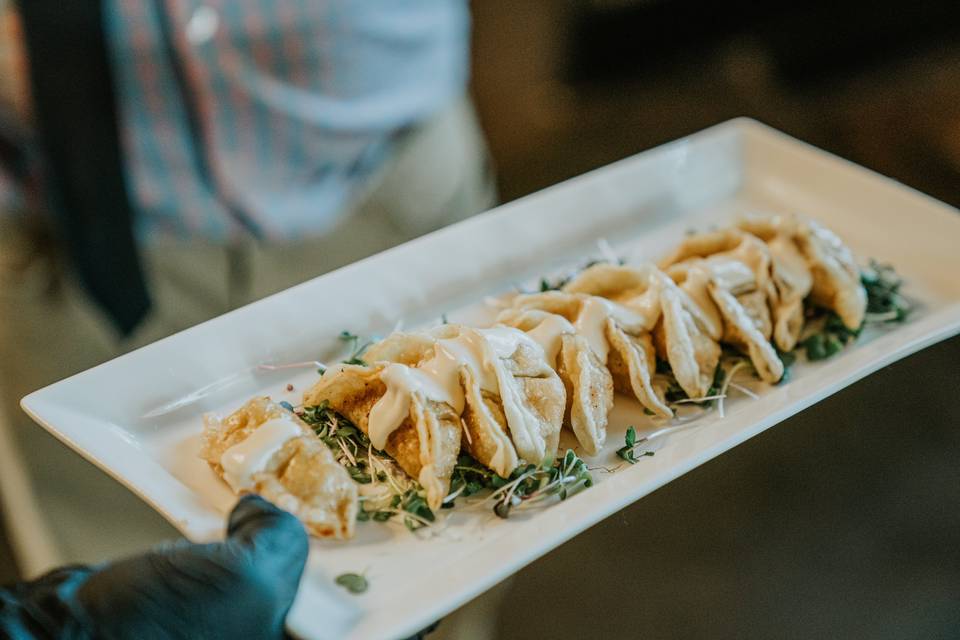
<box><xmin>2</xmin><ymin>1</ymin><xmax>960</xmax><ymax>637</ymax></box>
<box><xmin>467</xmin><ymin>3</ymin><xmax>960</xmax><ymax>637</ymax></box>
<box><xmin>470</xmin><ymin>0</ymin><xmax>960</xmax><ymax>207</ymax></box>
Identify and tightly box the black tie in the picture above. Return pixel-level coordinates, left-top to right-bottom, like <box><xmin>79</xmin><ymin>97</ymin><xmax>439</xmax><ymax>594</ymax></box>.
<box><xmin>18</xmin><ymin>0</ymin><xmax>151</xmax><ymax>336</ymax></box>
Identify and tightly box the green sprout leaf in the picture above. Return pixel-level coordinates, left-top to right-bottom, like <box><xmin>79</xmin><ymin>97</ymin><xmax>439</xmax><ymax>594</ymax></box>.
<box><xmin>777</xmin><ymin>349</ymin><xmax>797</xmax><ymax>383</ymax></box>
<box><xmin>335</xmin><ymin>572</ymin><xmax>369</xmax><ymax>595</ymax></box>
<box><xmin>339</xmin><ymin>330</ymin><xmax>373</xmax><ymax>366</ymax></box>
<box><xmin>862</xmin><ymin>260</ymin><xmax>912</xmax><ymax>320</ymax></box>
<box><xmin>799</xmin><ymin>262</ymin><xmax>909</xmax><ymax>364</ymax></box>
<box><xmin>617</xmin><ymin>426</ymin><xmax>654</xmax><ymax>464</ymax></box>
<box><xmin>488</xmin><ymin>450</ymin><xmax>592</xmax><ymax>518</ymax></box>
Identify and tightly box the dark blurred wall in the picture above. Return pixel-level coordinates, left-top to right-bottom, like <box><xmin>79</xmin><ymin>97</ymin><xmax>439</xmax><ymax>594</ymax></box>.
<box><xmin>471</xmin><ymin>0</ymin><xmax>960</xmax><ymax>206</ymax></box>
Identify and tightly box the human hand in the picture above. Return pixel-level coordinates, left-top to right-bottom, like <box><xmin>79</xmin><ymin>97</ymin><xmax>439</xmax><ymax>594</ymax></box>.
<box><xmin>73</xmin><ymin>494</ymin><xmax>309</xmax><ymax>639</ymax></box>
<box><xmin>0</xmin><ymin>495</ymin><xmax>308</xmax><ymax>640</ymax></box>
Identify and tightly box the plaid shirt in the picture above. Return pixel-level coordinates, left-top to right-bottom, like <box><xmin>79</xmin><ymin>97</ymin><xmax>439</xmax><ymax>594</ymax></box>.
<box><xmin>0</xmin><ymin>0</ymin><xmax>469</xmax><ymax>241</ymax></box>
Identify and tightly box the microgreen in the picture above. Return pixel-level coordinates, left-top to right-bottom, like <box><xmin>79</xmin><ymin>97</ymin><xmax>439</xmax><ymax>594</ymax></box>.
<box><xmin>447</xmin><ymin>454</ymin><xmax>497</xmax><ymax>501</ymax></box>
<box><xmin>400</xmin><ymin>490</ymin><xmax>436</xmax><ymax>531</ymax></box>
<box><xmin>335</xmin><ymin>572</ymin><xmax>368</xmax><ymax>594</ymax></box>
<box><xmin>616</xmin><ymin>426</ymin><xmax>655</xmax><ymax>464</ymax></box>
<box><xmin>799</xmin><ymin>263</ymin><xmax>909</xmax><ymax>362</ymax></box>
<box><xmin>339</xmin><ymin>330</ymin><xmax>373</xmax><ymax>366</ymax></box>
<box><xmin>540</xmin><ymin>276</ymin><xmax>570</xmax><ymax>292</ymax></box>
<box><xmin>862</xmin><ymin>260</ymin><xmax>912</xmax><ymax>321</ymax></box>
<box><xmin>776</xmin><ymin>349</ymin><xmax>796</xmax><ymax>383</ymax></box>
<box><xmin>799</xmin><ymin>310</ymin><xmax>860</xmax><ymax>361</ymax></box>
<box><xmin>664</xmin><ymin>359</ymin><xmax>728</xmax><ymax>406</ymax></box>
<box><xmin>486</xmin><ymin>449</ymin><xmax>593</xmax><ymax>519</ymax></box>
<box><xmin>300</xmin><ymin>402</ymin><xmax>436</xmax><ymax>527</ymax></box>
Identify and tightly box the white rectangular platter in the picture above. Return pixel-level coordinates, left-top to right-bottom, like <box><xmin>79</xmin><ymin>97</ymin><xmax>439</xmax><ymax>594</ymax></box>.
<box><xmin>22</xmin><ymin>119</ymin><xmax>960</xmax><ymax>640</ymax></box>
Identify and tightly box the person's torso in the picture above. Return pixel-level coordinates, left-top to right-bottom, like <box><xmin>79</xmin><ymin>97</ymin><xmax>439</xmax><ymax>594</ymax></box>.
<box><xmin>0</xmin><ymin>0</ymin><xmax>470</xmax><ymax>241</ymax></box>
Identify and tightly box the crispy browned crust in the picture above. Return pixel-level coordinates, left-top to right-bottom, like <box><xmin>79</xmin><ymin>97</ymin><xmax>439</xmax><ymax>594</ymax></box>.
<box><xmin>202</xmin><ymin>397</ymin><xmax>357</xmax><ymax>539</ymax></box>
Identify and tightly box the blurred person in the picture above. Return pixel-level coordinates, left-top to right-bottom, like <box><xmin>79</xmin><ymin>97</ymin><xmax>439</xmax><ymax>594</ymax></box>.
<box><xmin>0</xmin><ymin>0</ymin><xmax>494</xmax><ymax>587</ymax></box>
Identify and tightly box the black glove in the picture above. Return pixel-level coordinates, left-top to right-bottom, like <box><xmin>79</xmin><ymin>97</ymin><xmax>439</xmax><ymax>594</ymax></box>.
<box><xmin>0</xmin><ymin>495</ymin><xmax>309</xmax><ymax>640</ymax></box>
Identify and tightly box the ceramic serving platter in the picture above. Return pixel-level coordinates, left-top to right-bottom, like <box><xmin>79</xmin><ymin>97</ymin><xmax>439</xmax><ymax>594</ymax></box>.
<box><xmin>22</xmin><ymin>119</ymin><xmax>960</xmax><ymax>639</ymax></box>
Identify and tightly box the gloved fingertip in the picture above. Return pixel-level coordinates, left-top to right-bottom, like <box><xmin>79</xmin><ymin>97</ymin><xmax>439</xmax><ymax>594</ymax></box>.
<box><xmin>228</xmin><ymin>494</ymin><xmax>308</xmax><ymax>558</ymax></box>
<box><xmin>230</xmin><ymin>494</ymin><xmax>278</xmax><ymax>521</ymax></box>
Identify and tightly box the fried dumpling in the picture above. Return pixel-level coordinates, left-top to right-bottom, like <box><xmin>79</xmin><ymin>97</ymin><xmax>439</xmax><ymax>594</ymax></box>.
<box><xmin>507</xmin><ymin>289</ymin><xmax>673</xmax><ymax>427</ymax></box>
<box><xmin>625</xmin><ymin>261</ymin><xmax>723</xmax><ymax>342</ymax></box>
<box><xmin>307</xmin><ymin>325</ymin><xmax>565</xmax><ymax>499</ymax></box>
<box><xmin>201</xmin><ymin>397</ymin><xmax>358</xmax><ymax>539</ymax></box>
<box><xmin>459</xmin><ymin>363</ymin><xmax>520</xmax><ymax>478</ymax></box>
<box><xmin>661</xmin><ymin>231</ymin><xmax>784</xmax><ymax>383</ymax></box>
<box><xmin>363</xmin><ymin>330</ymin><xmax>436</xmax><ymax>366</ymax></box>
<box><xmin>605</xmin><ymin>327</ymin><xmax>671</xmax><ymax>417</ymax></box>
<box><xmin>794</xmin><ymin>218</ymin><xmax>867</xmax><ymax>330</ymax></box>
<box><xmin>458</xmin><ymin>325</ymin><xmax>565</xmax><ymax>468</ymax></box>
<box><xmin>564</xmin><ymin>264</ymin><xmax>720</xmax><ymax>403</ymax></box>
<box><xmin>414</xmin><ymin>324</ymin><xmax>565</xmax><ymax>472</ymax></box>
<box><xmin>668</xmin><ymin>259</ymin><xmax>782</xmax><ymax>384</ymax></box>
<box><xmin>497</xmin><ymin>308</ymin><xmax>615</xmax><ymax>455</ymax></box>
<box><xmin>651</xmin><ymin>275</ymin><xmax>722</xmax><ymax>398</ymax></box>
<box><xmin>706</xmin><ymin>277</ymin><xmax>782</xmax><ymax>382</ymax></box>
<box><xmin>561</xmin><ymin>262</ymin><xmax>662</xmax><ymax>327</ymax></box>
<box><xmin>304</xmin><ymin>363</ymin><xmax>461</xmax><ymax>511</ymax></box>
<box><xmin>738</xmin><ymin>213</ymin><xmax>866</xmax><ymax>331</ymax></box>
<box><xmin>661</xmin><ymin>228</ymin><xmax>774</xmax><ymax>296</ymax></box>
<box><xmin>737</xmin><ymin>213</ymin><xmax>814</xmax><ymax>351</ymax></box>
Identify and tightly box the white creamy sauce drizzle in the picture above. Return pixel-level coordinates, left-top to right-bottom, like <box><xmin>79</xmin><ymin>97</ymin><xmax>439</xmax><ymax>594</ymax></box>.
<box><xmin>425</xmin><ymin>329</ymin><xmax>497</xmax><ymax>402</ymax></box>
<box><xmin>478</xmin><ymin>326</ymin><xmax>551</xmax><ymax>465</ymax></box>
<box><xmin>525</xmin><ymin>314</ymin><xmax>575</xmax><ymax>367</ymax></box>
<box><xmin>366</xmin><ymin>326</ymin><xmax>547</xmax><ymax>463</ymax></box>
<box><xmin>574</xmin><ymin>297</ymin><xmax>613</xmax><ymax>363</ymax></box>
<box><xmin>367</xmin><ymin>364</ymin><xmax>420</xmax><ymax>449</ymax></box>
<box><xmin>220</xmin><ymin>417</ymin><xmax>302</xmax><ymax>492</ymax></box>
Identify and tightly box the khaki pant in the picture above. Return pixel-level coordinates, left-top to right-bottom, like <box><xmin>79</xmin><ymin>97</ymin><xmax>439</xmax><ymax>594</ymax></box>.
<box><xmin>0</xmin><ymin>97</ymin><xmax>495</xmax><ymax>573</ymax></box>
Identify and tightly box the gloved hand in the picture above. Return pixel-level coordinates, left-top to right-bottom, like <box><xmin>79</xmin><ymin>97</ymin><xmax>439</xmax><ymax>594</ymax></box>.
<box><xmin>0</xmin><ymin>495</ymin><xmax>308</xmax><ymax>640</ymax></box>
